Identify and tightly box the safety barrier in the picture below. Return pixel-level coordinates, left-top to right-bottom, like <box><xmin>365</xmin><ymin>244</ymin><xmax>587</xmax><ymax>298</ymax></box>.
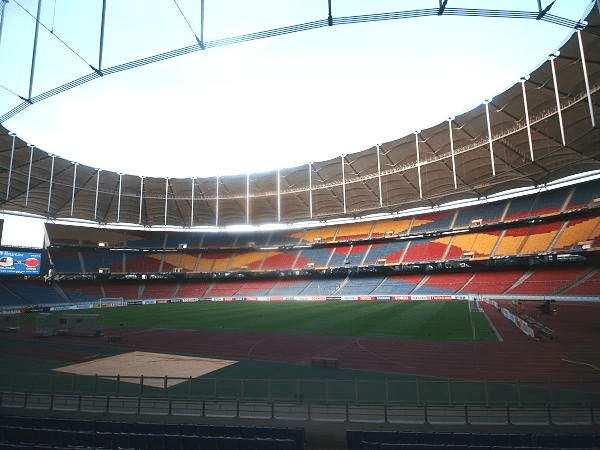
<box><xmin>1</xmin><ymin>391</ymin><xmax>599</xmax><ymax>426</ymax></box>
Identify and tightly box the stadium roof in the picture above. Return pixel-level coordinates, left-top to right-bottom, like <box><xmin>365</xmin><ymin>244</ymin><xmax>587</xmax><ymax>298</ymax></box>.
<box><xmin>0</xmin><ymin>2</ymin><xmax>599</xmax><ymax>228</ymax></box>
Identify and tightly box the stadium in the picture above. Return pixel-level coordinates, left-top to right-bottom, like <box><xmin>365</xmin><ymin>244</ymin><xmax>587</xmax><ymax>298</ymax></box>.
<box><xmin>0</xmin><ymin>0</ymin><xmax>600</xmax><ymax>449</ymax></box>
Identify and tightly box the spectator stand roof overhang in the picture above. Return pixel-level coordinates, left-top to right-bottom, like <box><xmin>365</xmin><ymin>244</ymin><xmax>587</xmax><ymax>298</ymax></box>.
<box><xmin>0</xmin><ymin>1</ymin><xmax>599</xmax><ymax>228</ymax></box>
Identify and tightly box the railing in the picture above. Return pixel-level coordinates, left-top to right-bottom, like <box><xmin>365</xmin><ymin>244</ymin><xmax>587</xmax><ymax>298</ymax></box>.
<box><xmin>0</xmin><ymin>373</ymin><xmax>598</xmax><ymax>409</ymax></box>
<box><xmin>1</xmin><ymin>391</ymin><xmax>599</xmax><ymax>426</ymax></box>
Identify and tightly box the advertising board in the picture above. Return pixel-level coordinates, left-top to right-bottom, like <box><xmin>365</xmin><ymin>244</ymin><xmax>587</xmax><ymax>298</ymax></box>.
<box><xmin>0</xmin><ymin>249</ymin><xmax>43</xmax><ymax>275</ymax></box>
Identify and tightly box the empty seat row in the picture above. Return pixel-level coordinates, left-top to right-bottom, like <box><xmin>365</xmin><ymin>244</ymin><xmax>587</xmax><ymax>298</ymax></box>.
<box><xmin>0</xmin><ymin>416</ymin><xmax>304</xmax><ymax>449</ymax></box>
<box><xmin>347</xmin><ymin>431</ymin><xmax>599</xmax><ymax>450</ymax></box>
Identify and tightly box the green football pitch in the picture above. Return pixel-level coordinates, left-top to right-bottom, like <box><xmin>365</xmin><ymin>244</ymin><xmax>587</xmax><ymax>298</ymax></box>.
<box><xmin>86</xmin><ymin>300</ymin><xmax>497</xmax><ymax>341</ymax></box>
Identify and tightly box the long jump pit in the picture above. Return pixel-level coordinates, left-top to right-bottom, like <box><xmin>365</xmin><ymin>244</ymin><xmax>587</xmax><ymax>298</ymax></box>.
<box><xmin>53</xmin><ymin>351</ymin><xmax>237</xmax><ymax>388</ymax></box>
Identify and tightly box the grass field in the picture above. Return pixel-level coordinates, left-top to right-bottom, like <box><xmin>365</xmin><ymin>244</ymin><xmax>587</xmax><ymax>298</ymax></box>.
<box><xmin>54</xmin><ymin>300</ymin><xmax>499</xmax><ymax>341</ymax></box>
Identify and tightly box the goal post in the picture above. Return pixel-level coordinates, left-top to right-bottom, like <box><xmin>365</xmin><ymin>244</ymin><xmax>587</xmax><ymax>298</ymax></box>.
<box><xmin>96</xmin><ymin>298</ymin><xmax>126</xmax><ymax>308</ymax></box>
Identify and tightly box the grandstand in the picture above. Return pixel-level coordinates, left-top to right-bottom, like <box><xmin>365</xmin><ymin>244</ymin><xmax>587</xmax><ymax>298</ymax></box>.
<box><xmin>0</xmin><ymin>1</ymin><xmax>600</xmax><ymax>449</ymax></box>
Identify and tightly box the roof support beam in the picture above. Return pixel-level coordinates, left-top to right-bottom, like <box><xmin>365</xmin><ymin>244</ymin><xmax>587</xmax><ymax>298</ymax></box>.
<box><xmin>550</xmin><ymin>56</ymin><xmax>566</xmax><ymax>146</ymax></box>
<box><xmin>164</xmin><ymin>178</ymin><xmax>169</xmax><ymax>226</ymax></box>
<box><xmin>70</xmin><ymin>163</ymin><xmax>78</xmax><ymax>216</ymax></box>
<box><xmin>536</xmin><ymin>0</ymin><xmax>555</xmax><ymax>20</ymax></box>
<box><xmin>484</xmin><ymin>101</ymin><xmax>496</xmax><ymax>177</ymax></box>
<box><xmin>438</xmin><ymin>0</ymin><xmax>448</xmax><ymax>15</ymax></box>
<box><xmin>25</xmin><ymin>145</ymin><xmax>34</xmax><ymax>207</ymax></box>
<box><xmin>27</xmin><ymin>0</ymin><xmax>42</xmax><ymax>101</ymax></box>
<box><xmin>98</xmin><ymin>0</ymin><xmax>107</xmax><ymax>72</ymax></box>
<box><xmin>415</xmin><ymin>132</ymin><xmax>423</xmax><ymax>199</ymax></box>
<box><xmin>47</xmin><ymin>154</ymin><xmax>55</xmax><ymax>213</ymax></box>
<box><xmin>0</xmin><ymin>0</ymin><xmax>9</xmax><ymax>50</ymax></box>
<box><xmin>199</xmin><ymin>0</ymin><xmax>205</xmax><ymax>49</ymax></box>
<box><xmin>190</xmin><ymin>177</ymin><xmax>195</xmax><ymax>227</ymax></box>
<box><xmin>117</xmin><ymin>173</ymin><xmax>122</xmax><ymax>222</ymax></box>
<box><xmin>577</xmin><ymin>29</ymin><xmax>595</xmax><ymax>128</ymax></box>
<box><xmin>246</xmin><ymin>173</ymin><xmax>250</xmax><ymax>224</ymax></box>
<box><xmin>376</xmin><ymin>145</ymin><xmax>383</xmax><ymax>208</ymax></box>
<box><xmin>277</xmin><ymin>169</ymin><xmax>281</xmax><ymax>222</ymax></box>
<box><xmin>520</xmin><ymin>78</ymin><xmax>535</xmax><ymax>161</ymax></box>
<box><xmin>341</xmin><ymin>155</ymin><xmax>346</xmax><ymax>214</ymax></box>
<box><xmin>448</xmin><ymin>118</ymin><xmax>457</xmax><ymax>189</ymax></box>
<box><xmin>215</xmin><ymin>176</ymin><xmax>219</xmax><ymax>226</ymax></box>
<box><xmin>308</xmin><ymin>163</ymin><xmax>313</xmax><ymax>219</ymax></box>
<box><xmin>138</xmin><ymin>176</ymin><xmax>144</xmax><ymax>224</ymax></box>
<box><xmin>328</xmin><ymin>0</ymin><xmax>333</xmax><ymax>26</ymax></box>
<box><xmin>6</xmin><ymin>132</ymin><xmax>16</xmax><ymax>200</ymax></box>
<box><xmin>94</xmin><ymin>169</ymin><xmax>100</xmax><ymax>220</ymax></box>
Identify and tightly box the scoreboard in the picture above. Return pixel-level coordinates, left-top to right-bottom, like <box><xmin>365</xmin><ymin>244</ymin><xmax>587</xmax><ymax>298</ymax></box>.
<box><xmin>0</xmin><ymin>248</ymin><xmax>43</xmax><ymax>275</ymax></box>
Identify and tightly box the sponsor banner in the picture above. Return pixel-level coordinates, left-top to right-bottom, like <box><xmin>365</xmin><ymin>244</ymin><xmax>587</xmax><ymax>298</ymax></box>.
<box><xmin>222</xmin><ymin>297</ymin><xmax>234</xmax><ymax>302</ymax></box>
<box><xmin>257</xmin><ymin>297</ymin><xmax>270</xmax><ymax>302</ymax></box>
<box><xmin>481</xmin><ymin>298</ymin><xmax>499</xmax><ymax>309</ymax></box>
<box><xmin>326</xmin><ymin>296</ymin><xmax>341</xmax><ymax>301</ymax></box>
<box><xmin>0</xmin><ymin>249</ymin><xmax>43</xmax><ymax>275</ymax></box>
<box><xmin>51</xmin><ymin>304</ymin><xmax>90</xmax><ymax>312</ymax></box>
<box><xmin>341</xmin><ymin>296</ymin><xmax>356</xmax><ymax>301</ymax></box>
<box><xmin>393</xmin><ymin>295</ymin><xmax>410</xmax><ymax>301</ymax></box>
<box><xmin>311</xmin><ymin>296</ymin><xmax>326</xmax><ymax>302</ymax></box>
<box><xmin>212</xmin><ymin>297</ymin><xmax>224</xmax><ymax>302</ymax></box>
<box><xmin>375</xmin><ymin>295</ymin><xmax>392</xmax><ymax>301</ymax></box>
<box><xmin>245</xmin><ymin>297</ymin><xmax>257</xmax><ymax>301</ymax></box>
<box><xmin>515</xmin><ymin>316</ymin><xmax>535</xmax><ymax>337</ymax></box>
<box><xmin>412</xmin><ymin>295</ymin><xmax>429</xmax><ymax>301</ymax></box>
<box><xmin>270</xmin><ymin>296</ymin><xmax>282</xmax><ymax>301</ymax></box>
<box><xmin>501</xmin><ymin>307</ymin><xmax>535</xmax><ymax>338</ymax></box>
<box><xmin>171</xmin><ymin>298</ymin><xmax>182</xmax><ymax>303</ymax></box>
<box><xmin>358</xmin><ymin>296</ymin><xmax>374</xmax><ymax>301</ymax></box>
<box><xmin>501</xmin><ymin>307</ymin><xmax>514</xmax><ymax>322</ymax></box>
<box><xmin>128</xmin><ymin>300</ymin><xmax>144</xmax><ymax>305</ymax></box>
<box><xmin>454</xmin><ymin>295</ymin><xmax>468</xmax><ymax>300</ymax></box>
<box><xmin>431</xmin><ymin>295</ymin><xmax>453</xmax><ymax>301</ymax></box>
<box><xmin>143</xmin><ymin>300</ymin><xmax>156</xmax><ymax>305</ymax></box>
<box><xmin>155</xmin><ymin>299</ymin><xmax>170</xmax><ymax>304</ymax></box>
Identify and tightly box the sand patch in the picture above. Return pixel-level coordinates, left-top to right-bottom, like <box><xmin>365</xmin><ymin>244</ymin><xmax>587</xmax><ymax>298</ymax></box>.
<box><xmin>53</xmin><ymin>351</ymin><xmax>237</xmax><ymax>388</ymax></box>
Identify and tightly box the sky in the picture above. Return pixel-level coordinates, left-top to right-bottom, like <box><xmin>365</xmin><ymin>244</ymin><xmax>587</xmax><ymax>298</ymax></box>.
<box><xmin>0</xmin><ymin>0</ymin><xmax>595</xmax><ymax>247</ymax></box>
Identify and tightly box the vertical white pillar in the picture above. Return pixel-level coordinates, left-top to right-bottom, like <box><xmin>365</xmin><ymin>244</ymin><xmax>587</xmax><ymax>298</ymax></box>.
<box><xmin>521</xmin><ymin>78</ymin><xmax>535</xmax><ymax>161</ymax></box>
<box><xmin>190</xmin><ymin>177</ymin><xmax>195</xmax><ymax>227</ymax></box>
<box><xmin>277</xmin><ymin>169</ymin><xmax>281</xmax><ymax>222</ymax></box>
<box><xmin>47</xmin><ymin>154</ymin><xmax>55</xmax><ymax>213</ymax></box>
<box><xmin>6</xmin><ymin>133</ymin><xmax>16</xmax><ymax>200</ymax></box>
<box><xmin>415</xmin><ymin>132</ymin><xmax>423</xmax><ymax>199</ymax></box>
<box><xmin>246</xmin><ymin>173</ymin><xmax>250</xmax><ymax>225</ymax></box>
<box><xmin>215</xmin><ymin>176</ymin><xmax>220</xmax><ymax>226</ymax></box>
<box><xmin>138</xmin><ymin>176</ymin><xmax>144</xmax><ymax>225</ymax></box>
<box><xmin>27</xmin><ymin>0</ymin><xmax>43</xmax><ymax>100</ymax></box>
<box><xmin>94</xmin><ymin>169</ymin><xmax>101</xmax><ymax>220</ymax></box>
<box><xmin>550</xmin><ymin>56</ymin><xmax>566</xmax><ymax>146</ymax></box>
<box><xmin>0</xmin><ymin>0</ymin><xmax>9</xmax><ymax>49</ymax></box>
<box><xmin>577</xmin><ymin>30</ymin><xmax>595</xmax><ymax>128</ymax></box>
<box><xmin>308</xmin><ymin>163</ymin><xmax>313</xmax><ymax>219</ymax></box>
<box><xmin>98</xmin><ymin>0</ymin><xmax>107</xmax><ymax>70</ymax></box>
<box><xmin>117</xmin><ymin>173</ymin><xmax>122</xmax><ymax>222</ymax></box>
<box><xmin>25</xmin><ymin>145</ymin><xmax>34</xmax><ymax>207</ymax></box>
<box><xmin>484</xmin><ymin>101</ymin><xmax>496</xmax><ymax>177</ymax></box>
<box><xmin>376</xmin><ymin>145</ymin><xmax>383</xmax><ymax>207</ymax></box>
<box><xmin>448</xmin><ymin>118</ymin><xmax>457</xmax><ymax>189</ymax></box>
<box><xmin>341</xmin><ymin>155</ymin><xmax>346</xmax><ymax>214</ymax></box>
<box><xmin>70</xmin><ymin>162</ymin><xmax>78</xmax><ymax>216</ymax></box>
<box><xmin>164</xmin><ymin>177</ymin><xmax>169</xmax><ymax>226</ymax></box>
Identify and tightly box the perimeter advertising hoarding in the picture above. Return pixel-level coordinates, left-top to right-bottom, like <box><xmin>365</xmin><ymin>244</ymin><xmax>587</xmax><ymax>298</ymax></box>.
<box><xmin>0</xmin><ymin>248</ymin><xmax>43</xmax><ymax>275</ymax></box>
